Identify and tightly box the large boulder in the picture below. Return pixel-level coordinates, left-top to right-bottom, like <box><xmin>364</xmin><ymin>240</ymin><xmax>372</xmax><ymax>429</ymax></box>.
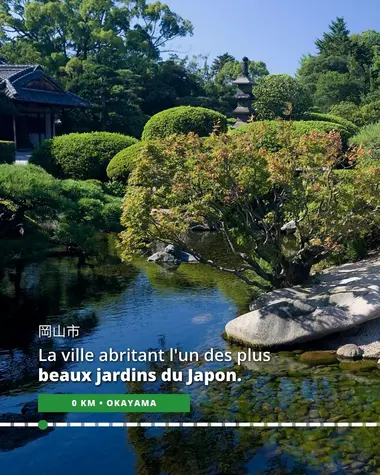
<box><xmin>225</xmin><ymin>256</ymin><xmax>380</xmax><ymax>348</ymax></box>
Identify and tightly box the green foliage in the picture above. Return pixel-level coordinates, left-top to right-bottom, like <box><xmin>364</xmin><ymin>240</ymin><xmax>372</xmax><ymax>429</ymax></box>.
<box><xmin>29</xmin><ymin>139</ymin><xmax>56</xmax><ymax>174</ymax></box>
<box><xmin>232</xmin><ymin>120</ymin><xmax>351</xmax><ymax>146</ymax></box>
<box><xmin>329</xmin><ymin>100</ymin><xmax>380</xmax><ymax>127</ymax></box>
<box><xmin>120</xmin><ymin>124</ymin><xmax>377</xmax><ymax>289</ymax></box>
<box><xmin>298</xmin><ymin>19</ymin><xmax>380</xmax><ymax>112</ymax></box>
<box><xmin>253</xmin><ymin>74</ymin><xmax>312</xmax><ymax>120</ymax></box>
<box><xmin>315</xmin><ymin>17</ymin><xmax>351</xmax><ymax>56</ymax></box>
<box><xmin>61</xmin><ymin>60</ymin><xmax>148</xmax><ymax>137</ymax></box>
<box><xmin>329</xmin><ymin>102</ymin><xmax>364</xmax><ymax>126</ymax></box>
<box><xmin>312</xmin><ymin>72</ymin><xmax>362</xmax><ymax>111</ymax></box>
<box><xmin>0</xmin><ymin>141</ymin><xmax>15</xmax><ymax>164</ymax></box>
<box><xmin>349</xmin><ymin>123</ymin><xmax>380</xmax><ymax>159</ymax></box>
<box><xmin>299</xmin><ymin>112</ymin><xmax>359</xmax><ymax>135</ymax></box>
<box><xmin>0</xmin><ymin>0</ymin><xmax>193</xmax><ymax>68</ymax></box>
<box><xmin>30</xmin><ymin>132</ymin><xmax>137</xmax><ymax>181</ymax></box>
<box><xmin>361</xmin><ymin>101</ymin><xmax>380</xmax><ymax>125</ymax></box>
<box><xmin>0</xmin><ymin>164</ymin><xmax>60</xmax><ymax>212</ymax></box>
<box><xmin>107</xmin><ymin>142</ymin><xmax>145</xmax><ymax>183</ymax></box>
<box><xmin>0</xmin><ymin>164</ymin><xmax>122</xmax><ymax>255</ymax></box>
<box><xmin>0</xmin><ymin>0</ymin><xmax>196</xmax><ymax>137</ymax></box>
<box><xmin>142</xmin><ymin>106</ymin><xmax>228</xmax><ymax>140</ymax></box>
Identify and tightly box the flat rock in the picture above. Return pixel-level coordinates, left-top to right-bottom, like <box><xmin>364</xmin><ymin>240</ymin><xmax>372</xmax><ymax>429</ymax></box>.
<box><xmin>226</xmin><ymin>255</ymin><xmax>380</xmax><ymax>348</ymax></box>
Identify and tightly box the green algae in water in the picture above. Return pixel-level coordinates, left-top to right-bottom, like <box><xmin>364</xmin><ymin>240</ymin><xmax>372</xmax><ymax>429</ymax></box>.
<box><xmin>339</xmin><ymin>360</ymin><xmax>378</xmax><ymax>371</ymax></box>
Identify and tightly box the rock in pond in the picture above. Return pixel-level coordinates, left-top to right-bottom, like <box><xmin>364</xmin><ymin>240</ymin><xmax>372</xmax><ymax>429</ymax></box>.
<box><xmin>148</xmin><ymin>244</ymin><xmax>198</xmax><ymax>267</ymax></box>
<box><xmin>225</xmin><ymin>256</ymin><xmax>380</xmax><ymax>348</ymax></box>
<box><xmin>281</xmin><ymin>219</ymin><xmax>297</xmax><ymax>234</ymax></box>
<box><xmin>337</xmin><ymin>344</ymin><xmax>363</xmax><ymax>360</ymax></box>
<box><xmin>299</xmin><ymin>351</ymin><xmax>338</xmax><ymax>366</ymax></box>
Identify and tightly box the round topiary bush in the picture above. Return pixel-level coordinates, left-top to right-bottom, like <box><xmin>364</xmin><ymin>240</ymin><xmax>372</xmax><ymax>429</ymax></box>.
<box><xmin>142</xmin><ymin>106</ymin><xmax>228</xmax><ymax>141</ymax></box>
<box><xmin>107</xmin><ymin>142</ymin><xmax>145</xmax><ymax>183</ymax></box>
<box><xmin>30</xmin><ymin>132</ymin><xmax>138</xmax><ymax>181</ymax></box>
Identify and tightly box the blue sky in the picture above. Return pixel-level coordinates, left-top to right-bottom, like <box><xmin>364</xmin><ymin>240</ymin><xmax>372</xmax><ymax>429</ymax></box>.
<box><xmin>164</xmin><ymin>0</ymin><xmax>380</xmax><ymax>74</ymax></box>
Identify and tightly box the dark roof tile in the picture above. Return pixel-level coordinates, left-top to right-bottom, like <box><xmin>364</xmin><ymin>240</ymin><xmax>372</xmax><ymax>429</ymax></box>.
<box><xmin>0</xmin><ymin>64</ymin><xmax>89</xmax><ymax>108</ymax></box>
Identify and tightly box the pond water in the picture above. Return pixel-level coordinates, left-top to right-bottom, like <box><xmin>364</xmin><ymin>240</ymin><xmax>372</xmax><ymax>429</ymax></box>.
<box><xmin>1</xmin><ymin>243</ymin><xmax>380</xmax><ymax>474</ymax></box>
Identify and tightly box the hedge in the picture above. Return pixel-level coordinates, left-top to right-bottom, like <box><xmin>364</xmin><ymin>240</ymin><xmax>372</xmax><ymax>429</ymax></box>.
<box><xmin>30</xmin><ymin>132</ymin><xmax>137</xmax><ymax>181</ymax></box>
<box><xmin>107</xmin><ymin>142</ymin><xmax>145</xmax><ymax>183</ymax></box>
<box><xmin>299</xmin><ymin>112</ymin><xmax>359</xmax><ymax>136</ymax></box>
<box><xmin>142</xmin><ymin>106</ymin><xmax>228</xmax><ymax>141</ymax></box>
<box><xmin>231</xmin><ymin>120</ymin><xmax>351</xmax><ymax>149</ymax></box>
<box><xmin>0</xmin><ymin>141</ymin><xmax>15</xmax><ymax>164</ymax></box>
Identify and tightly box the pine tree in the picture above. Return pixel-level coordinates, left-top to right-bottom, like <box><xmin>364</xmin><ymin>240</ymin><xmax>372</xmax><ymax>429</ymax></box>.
<box><xmin>211</xmin><ymin>53</ymin><xmax>235</xmax><ymax>76</ymax></box>
<box><xmin>315</xmin><ymin>17</ymin><xmax>351</xmax><ymax>56</ymax></box>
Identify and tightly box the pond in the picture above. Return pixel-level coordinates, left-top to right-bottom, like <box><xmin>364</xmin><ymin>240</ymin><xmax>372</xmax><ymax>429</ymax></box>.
<box><xmin>1</xmin><ymin>241</ymin><xmax>380</xmax><ymax>474</ymax></box>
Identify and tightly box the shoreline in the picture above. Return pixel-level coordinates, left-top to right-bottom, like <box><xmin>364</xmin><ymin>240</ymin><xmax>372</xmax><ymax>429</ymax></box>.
<box><xmin>225</xmin><ymin>254</ymin><xmax>380</xmax><ymax>359</ymax></box>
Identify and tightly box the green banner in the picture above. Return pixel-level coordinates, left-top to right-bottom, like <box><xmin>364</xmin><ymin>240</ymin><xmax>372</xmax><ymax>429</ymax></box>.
<box><xmin>38</xmin><ymin>394</ymin><xmax>190</xmax><ymax>413</ymax></box>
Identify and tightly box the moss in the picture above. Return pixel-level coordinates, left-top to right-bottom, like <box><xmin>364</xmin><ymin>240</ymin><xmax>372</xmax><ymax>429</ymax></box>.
<box><xmin>299</xmin><ymin>351</ymin><xmax>338</xmax><ymax>365</ymax></box>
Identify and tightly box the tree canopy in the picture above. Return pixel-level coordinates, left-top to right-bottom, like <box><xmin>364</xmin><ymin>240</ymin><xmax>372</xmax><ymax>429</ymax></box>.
<box><xmin>120</xmin><ymin>125</ymin><xmax>380</xmax><ymax>289</ymax></box>
<box><xmin>298</xmin><ymin>17</ymin><xmax>380</xmax><ymax>120</ymax></box>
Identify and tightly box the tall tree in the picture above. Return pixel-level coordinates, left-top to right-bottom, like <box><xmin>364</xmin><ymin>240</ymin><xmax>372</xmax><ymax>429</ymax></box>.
<box><xmin>0</xmin><ymin>0</ymin><xmax>193</xmax><ymax>69</ymax></box>
<box><xmin>315</xmin><ymin>17</ymin><xmax>351</xmax><ymax>57</ymax></box>
<box><xmin>211</xmin><ymin>52</ymin><xmax>235</xmax><ymax>76</ymax></box>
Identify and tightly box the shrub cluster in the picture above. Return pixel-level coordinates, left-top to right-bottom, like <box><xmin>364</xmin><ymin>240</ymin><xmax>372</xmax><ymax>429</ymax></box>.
<box><xmin>30</xmin><ymin>132</ymin><xmax>137</xmax><ymax>181</ymax></box>
<box><xmin>232</xmin><ymin>120</ymin><xmax>351</xmax><ymax>148</ymax></box>
<box><xmin>349</xmin><ymin>123</ymin><xmax>380</xmax><ymax>159</ymax></box>
<box><xmin>142</xmin><ymin>106</ymin><xmax>228</xmax><ymax>140</ymax></box>
<box><xmin>0</xmin><ymin>141</ymin><xmax>15</xmax><ymax>164</ymax></box>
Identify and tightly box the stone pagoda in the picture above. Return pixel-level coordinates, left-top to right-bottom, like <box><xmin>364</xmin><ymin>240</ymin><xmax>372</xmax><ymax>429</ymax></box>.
<box><xmin>232</xmin><ymin>57</ymin><xmax>255</xmax><ymax>128</ymax></box>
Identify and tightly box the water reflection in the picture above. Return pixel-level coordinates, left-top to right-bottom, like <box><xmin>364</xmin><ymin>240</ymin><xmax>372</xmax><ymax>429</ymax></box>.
<box><xmin>1</xmin><ymin>240</ymin><xmax>380</xmax><ymax>473</ymax></box>
<box><xmin>0</xmin><ymin>256</ymin><xmax>138</xmax><ymax>393</ymax></box>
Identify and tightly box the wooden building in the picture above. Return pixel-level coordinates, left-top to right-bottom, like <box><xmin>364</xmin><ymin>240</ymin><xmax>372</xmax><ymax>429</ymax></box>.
<box><xmin>0</xmin><ymin>61</ymin><xmax>89</xmax><ymax>150</ymax></box>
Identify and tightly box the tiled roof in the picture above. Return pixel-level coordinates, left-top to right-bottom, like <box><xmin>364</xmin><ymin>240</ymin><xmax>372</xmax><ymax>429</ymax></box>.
<box><xmin>0</xmin><ymin>64</ymin><xmax>90</xmax><ymax>108</ymax></box>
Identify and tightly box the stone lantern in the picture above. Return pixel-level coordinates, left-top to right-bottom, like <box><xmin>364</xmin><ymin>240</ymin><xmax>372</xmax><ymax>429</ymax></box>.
<box><xmin>232</xmin><ymin>57</ymin><xmax>255</xmax><ymax>128</ymax></box>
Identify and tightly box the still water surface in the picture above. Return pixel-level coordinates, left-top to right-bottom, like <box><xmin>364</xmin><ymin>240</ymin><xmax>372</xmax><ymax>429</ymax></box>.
<box><xmin>1</xmin><ymin>251</ymin><xmax>380</xmax><ymax>474</ymax></box>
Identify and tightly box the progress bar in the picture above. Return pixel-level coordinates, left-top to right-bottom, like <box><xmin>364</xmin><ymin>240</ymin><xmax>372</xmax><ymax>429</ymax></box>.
<box><xmin>1</xmin><ymin>421</ymin><xmax>380</xmax><ymax>429</ymax></box>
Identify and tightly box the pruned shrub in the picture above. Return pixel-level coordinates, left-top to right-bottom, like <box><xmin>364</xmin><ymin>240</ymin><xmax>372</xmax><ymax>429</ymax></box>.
<box><xmin>142</xmin><ymin>106</ymin><xmax>228</xmax><ymax>141</ymax></box>
<box><xmin>0</xmin><ymin>141</ymin><xmax>15</xmax><ymax>164</ymax></box>
<box><xmin>107</xmin><ymin>142</ymin><xmax>145</xmax><ymax>183</ymax></box>
<box><xmin>299</xmin><ymin>112</ymin><xmax>359</xmax><ymax>136</ymax></box>
<box><xmin>30</xmin><ymin>132</ymin><xmax>137</xmax><ymax>180</ymax></box>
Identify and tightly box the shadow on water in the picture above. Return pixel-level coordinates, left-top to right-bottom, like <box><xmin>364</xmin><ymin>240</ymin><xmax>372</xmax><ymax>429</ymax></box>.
<box><xmin>0</xmin><ymin>254</ymin><xmax>138</xmax><ymax>393</ymax></box>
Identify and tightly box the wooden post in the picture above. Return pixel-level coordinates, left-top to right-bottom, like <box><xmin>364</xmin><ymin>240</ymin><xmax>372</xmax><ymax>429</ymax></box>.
<box><xmin>45</xmin><ymin>111</ymin><xmax>52</xmax><ymax>139</ymax></box>
<box><xmin>12</xmin><ymin>114</ymin><xmax>17</xmax><ymax>151</ymax></box>
<box><xmin>52</xmin><ymin>111</ymin><xmax>56</xmax><ymax>137</ymax></box>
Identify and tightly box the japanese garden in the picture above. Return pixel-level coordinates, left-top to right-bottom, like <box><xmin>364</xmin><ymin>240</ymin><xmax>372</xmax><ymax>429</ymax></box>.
<box><xmin>2</xmin><ymin>1</ymin><xmax>380</xmax><ymax>473</ymax></box>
